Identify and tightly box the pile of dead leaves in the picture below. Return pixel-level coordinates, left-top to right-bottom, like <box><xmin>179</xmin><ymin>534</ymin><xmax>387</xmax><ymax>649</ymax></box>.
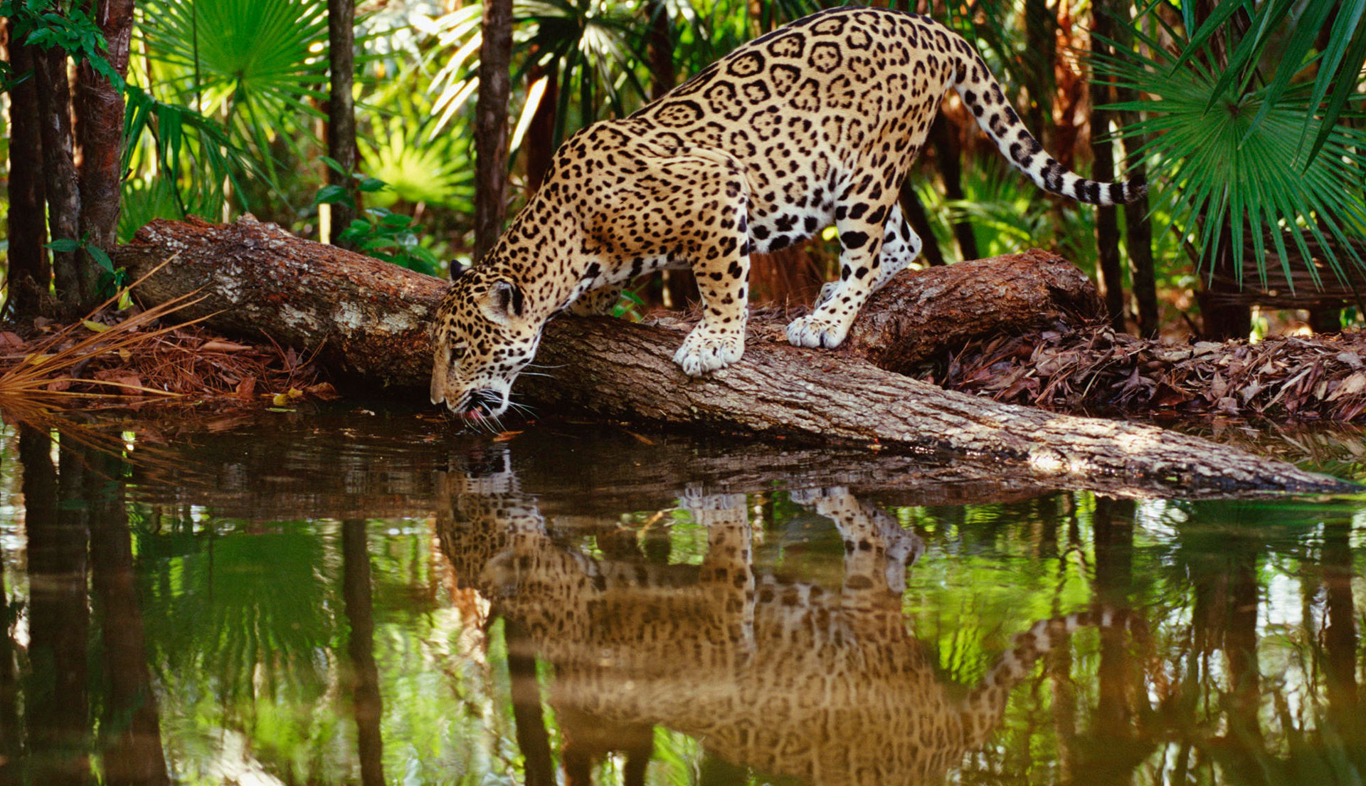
<box><xmin>0</xmin><ymin>296</ymin><xmax>334</xmax><ymax>410</ymax></box>
<box><xmin>943</xmin><ymin>323</ymin><xmax>1366</xmax><ymax>421</ymax></box>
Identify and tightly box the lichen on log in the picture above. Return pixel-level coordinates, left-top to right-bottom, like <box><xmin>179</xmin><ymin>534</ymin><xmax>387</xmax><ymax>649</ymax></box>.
<box><xmin>113</xmin><ymin>216</ymin><xmax>1356</xmax><ymax>497</ymax></box>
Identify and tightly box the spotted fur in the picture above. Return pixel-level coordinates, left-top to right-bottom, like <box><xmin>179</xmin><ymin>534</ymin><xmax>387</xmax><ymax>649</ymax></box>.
<box><xmin>438</xmin><ymin>475</ymin><xmax>1145</xmax><ymax>784</ymax></box>
<box><xmin>430</xmin><ymin>6</ymin><xmax>1146</xmax><ymax>417</ymax></box>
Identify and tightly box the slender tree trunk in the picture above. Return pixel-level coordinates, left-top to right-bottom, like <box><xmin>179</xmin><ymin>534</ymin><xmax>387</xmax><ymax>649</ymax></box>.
<box><xmin>23</xmin><ymin>429</ymin><xmax>92</xmax><ymax>786</ymax></box>
<box><xmin>504</xmin><ymin>619</ymin><xmax>556</xmax><ymax>786</ymax></box>
<box><xmin>1022</xmin><ymin>0</ymin><xmax>1056</xmax><ymax>141</ymax></box>
<box><xmin>1200</xmin><ymin>235</ymin><xmax>1252</xmax><ymax>340</ymax></box>
<box><xmin>327</xmin><ymin>0</ymin><xmax>358</xmax><ymax>242</ymax></box>
<box><xmin>33</xmin><ymin>33</ymin><xmax>85</xmax><ymax>316</ymax></box>
<box><xmin>0</xmin><ymin>543</ymin><xmax>17</xmax><ymax>786</ymax></box>
<box><xmin>1107</xmin><ymin>2</ymin><xmax>1158</xmax><ymax>337</ymax></box>
<box><xmin>4</xmin><ymin>18</ymin><xmax>50</xmax><ymax>317</ymax></box>
<box><xmin>87</xmin><ymin>449</ymin><xmax>171</xmax><ymax>786</ymax></box>
<box><xmin>341</xmin><ymin>520</ymin><xmax>385</xmax><ymax>786</ymax></box>
<box><xmin>1089</xmin><ymin>6</ymin><xmax>1125</xmax><ymax>332</ymax></box>
<box><xmin>1192</xmin><ymin>2</ymin><xmax>1251</xmax><ymax>340</ymax></box>
<box><xmin>1092</xmin><ymin>498</ymin><xmax>1135</xmax><ymax>747</ymax></box>
<box><xmin>1321</xmin><ymin>522</ymin><xmax>1361</xmax><ymax>754</ymax></box>
<box><xmin>473</xmin><ymin>0</ymin><xmax>513</xmax><ymax>264</ymax></box>
<box><xmin>899</xmin><ymin>184</ymin><xmax>945</xmax><ymax>266</ymax></box>
<box><xmin>929</xmin><ymin>116</ymin><xmax>978</xmax><ymax>261</ymax></box>
<box><xmin>525</xmin><ymin>60</ymin><xmax>559</xmax><ymax>191</ymax></box>
<box><xmin>75</xmin><ymin>0</ymin><xmax>134</xmax><ymax>301</ymax></box>
<box><xmin>648</xmin><ymin>0</ymin><xmax>674</xmax><ymax>101</ymax></box>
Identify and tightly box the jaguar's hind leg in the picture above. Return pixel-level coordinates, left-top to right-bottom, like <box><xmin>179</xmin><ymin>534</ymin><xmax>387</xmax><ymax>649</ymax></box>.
<box><xmin>788</xmin><ymin>175</ymin><xmax>901</xmax><ymax>348</ymax></box>
<box><xmin>814</xmin><ymin>203</ymin><xmax>923</xmax><ymax>307</ymax></box>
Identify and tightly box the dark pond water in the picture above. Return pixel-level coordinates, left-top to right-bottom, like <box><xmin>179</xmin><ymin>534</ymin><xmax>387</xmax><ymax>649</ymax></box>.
<box><xmin>0</xmin><ymin>405</ymin><xmax>1363</xmax><ymax>785</ymax></box>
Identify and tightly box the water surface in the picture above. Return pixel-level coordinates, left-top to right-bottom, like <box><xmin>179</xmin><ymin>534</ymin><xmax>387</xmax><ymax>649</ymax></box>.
<box><xmin>0</xmin><ymin>406</ymin><xmax>1363</xmax><ymax>785</ymax></box>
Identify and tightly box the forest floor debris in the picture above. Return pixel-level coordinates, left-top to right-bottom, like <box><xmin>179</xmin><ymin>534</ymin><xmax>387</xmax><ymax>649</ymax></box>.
<box><xmin>0</xmin><ymin>299</ymin><xmax>333</xmax><ymax>412</ymax></box>
<box><xmin>941</xmin><ymin>321</ymin><xmax>1366</xmax><ymax>422</ymax></box>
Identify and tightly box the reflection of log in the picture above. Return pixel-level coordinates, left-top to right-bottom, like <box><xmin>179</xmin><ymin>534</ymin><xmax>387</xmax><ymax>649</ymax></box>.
<box><xmin>114</xmin><ymin>216</ymin><xmax>1354</xmax><ymax>497</ymax></box>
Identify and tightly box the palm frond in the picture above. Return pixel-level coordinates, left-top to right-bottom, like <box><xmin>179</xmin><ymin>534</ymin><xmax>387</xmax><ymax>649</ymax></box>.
<box><xmin>1095</xmin><ymin>22</ymin><xmax>1366</xmax><ymax>294</ymax></box>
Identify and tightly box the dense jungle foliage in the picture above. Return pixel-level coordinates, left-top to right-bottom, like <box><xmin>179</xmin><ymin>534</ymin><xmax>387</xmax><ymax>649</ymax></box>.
<box><xmin>1</xmin><ymin>0</ymin><xmax>1365</xmax><ymax>336</ymax></box>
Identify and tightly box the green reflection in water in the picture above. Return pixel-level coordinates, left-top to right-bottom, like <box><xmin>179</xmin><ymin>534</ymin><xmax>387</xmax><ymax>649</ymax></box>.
<box><xmin>0</xmin><ymin>415</ymin><xmax>1361</xmax><ymax>786</ymax></box>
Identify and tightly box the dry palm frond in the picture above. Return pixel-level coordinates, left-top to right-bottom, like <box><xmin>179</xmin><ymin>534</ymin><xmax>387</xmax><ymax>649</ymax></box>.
<box><xmin>0</xmin><ymin>290</ymin><xmax>210</xmax><ymax>402</ymax></box>
<box><xmin>0</xmin><ymin>257</ymin><xmax>331</xmax><ymax>411</ymax></box>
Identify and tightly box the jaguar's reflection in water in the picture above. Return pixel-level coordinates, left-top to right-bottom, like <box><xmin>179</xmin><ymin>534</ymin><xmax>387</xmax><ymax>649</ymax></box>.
<box><xmin>436</xmin><ymin>460</ymin><xmax>1138</xmax><ymax>786</ymax></box>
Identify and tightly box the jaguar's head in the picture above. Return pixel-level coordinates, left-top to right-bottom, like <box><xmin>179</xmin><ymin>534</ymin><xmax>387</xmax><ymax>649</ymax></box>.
<box><xmin>430</xmin><ymin>263</ymin><xmax>542</xmax><ymax>421</ymax></box>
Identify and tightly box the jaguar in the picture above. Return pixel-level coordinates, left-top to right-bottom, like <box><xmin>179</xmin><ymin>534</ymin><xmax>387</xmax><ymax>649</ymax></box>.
<box><xmin>430</xmin><ymin>5</ymin><xmax>1145</xmax><ymax>418</ymax></box>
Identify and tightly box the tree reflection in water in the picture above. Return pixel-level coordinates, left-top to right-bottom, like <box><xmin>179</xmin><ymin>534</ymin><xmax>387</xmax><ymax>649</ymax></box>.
<box><xmin>0</xmin><ymin>421</ymin><xmax>1358</xmax><ymax>785</ymax></box>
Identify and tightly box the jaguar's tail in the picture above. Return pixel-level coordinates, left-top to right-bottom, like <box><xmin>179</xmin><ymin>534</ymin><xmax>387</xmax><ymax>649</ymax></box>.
<box><xmin>950</xmin><ymin>47</ymin><xmax>1145</xmax><ymax>206</ymax></box>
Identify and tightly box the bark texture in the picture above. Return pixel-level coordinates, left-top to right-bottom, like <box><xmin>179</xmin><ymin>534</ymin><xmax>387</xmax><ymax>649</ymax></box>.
<box><xmin>1088</xmin><ymin>6</ymin><xmax>1125</xmax><ymax>333</ymax></box>
<box><xmin>76</xmin><ymin>0</ymin><xmax>135</xmax><ymax>277</ymax></box>
<box><xmin>4</xmin><ymin>19</ymin><xmax>50</xmax><ymax>317</ymax></box>
<box><xmin>473</xmin><ymin>0</ymin><xmax>513</xmax><ymax>262</ymax></box>
<box><xmin>34</xmin><ymin>42</ymin><xmax>86</xmax><ymax>313</ymax></box>
<box><xmin>326</xmin><ymin>0</ymin><xmax>358</xmax><ymax>237</ymax></box>
<box><xmin>840</xmin><ymin>249</ymin><xmax>1103</xmax><ymax>374</ymax></box>
<box><xmin>113</xmin><ymin>216</ymin><xmax>1354</xmax><ymax>497</ymax></box>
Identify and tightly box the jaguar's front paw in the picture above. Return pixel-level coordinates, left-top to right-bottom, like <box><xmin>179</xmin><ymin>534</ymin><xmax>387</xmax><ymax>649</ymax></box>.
<box><xmin>673</xmin><ymin>327</ymin><xmax>744</xmax><ymax>376</ymax></box>
<box><xmin>786</xmin><ymin>311</ymin><xmax>850</xmax><ymax>349</ymax></box>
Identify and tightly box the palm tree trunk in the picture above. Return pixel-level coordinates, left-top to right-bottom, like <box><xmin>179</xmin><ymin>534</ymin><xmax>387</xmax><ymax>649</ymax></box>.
<box><xmin>474</xmin><ymin>0</ymin><xmax>513</xmax><ymax>263</ymax></box>
<box><xmin>1022</xmin><ymin>0</ymin><xmax>1055</xmax><ymax>140</ymax></box>
<box><xmin>648</xmin><ymin>0</ymin><xmax>674</xmax><ymax>101</ymax></box>
<box><xmin>1089</xmin><ymin>7</ymin><xmax>1125</xmax><ymax>332</ymax></box>
<box><xmin>504</xmin><ymin>619</ymin><xmax>556</xmax><ymax>786</ymax></box>
<box><xmin>327</xmin><ymin>0</ymin><xmax>358</xmax><ymax>243</ymax></box>
<box><xmin>87</xmin><ymin>448</ymin><xmax>170</xmax><ymax>786</ymax></box>
<box><xmin>341</xmin><ymin>519</ymin><xmax>385</xmax><ymax>786</ymax></box>
<box><xmin>0</xmin><ymin>543</ymin><xmax>17</xmax><ymax>786</ymax></box>
<box><xmin>898</xmin><ymin>185</ymin><xmax>945</xmax><ymax>266</ymax></box>
<box><xmin>1321</xmin><ymin>522</ymin><xmax>1361</xmax><ymax>754</ymax></box>
<box><xmin>75</xmin><ymin>0</ymin><xmax>134</xmax><ymax>290</ymax></box>
<box><xmin>23</xmin><ymin>429</ymin><xmax>92</xmax><ymax>786</ymax></box>
<box><xmin>929</xmin><ymin>116</ymin><xmax>978</xmax><ymax>261</ymax></box>
<box><xmin>3</xmin><ymin>18</ymin><xmax>50</xmax><ymax>318</ymax></box>
<box><xmin>33</xmin><ymin>32</ymin><xmax>85</xmax><ymax>316</ymax></box>
<box><xmin>526</xmin><ymin>60</ymin><xmax>559</xmax><ymax>191</ymax></box>
<box><xmin>1107</xmin><ymin>4</ymin><xmax>1158</xmax><ymax>337</ymax></box>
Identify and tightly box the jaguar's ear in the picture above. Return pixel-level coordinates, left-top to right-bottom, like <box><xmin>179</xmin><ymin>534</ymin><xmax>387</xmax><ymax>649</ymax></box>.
<box><xmin>450</xmin><ymin>259</ymin><xmax>470</xmax><ymax>280</ymax></box>
<box><xmin>483</xmin><ymin>280</ymin><xmax>525</xmax><ymax>323</ymax></box>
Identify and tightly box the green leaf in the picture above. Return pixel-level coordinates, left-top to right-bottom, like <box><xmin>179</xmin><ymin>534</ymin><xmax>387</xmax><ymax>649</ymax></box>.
<box><xmin>46</xmin><ymin>238</ymin><xmax>80</xmax><ymax>253</ymax></box>
<box><xmin>320</xmin><ymin>155</ymin><xmax>346</xmax><ymax>175</ymax></box>
<box><xmin>357</xmin><ymin>177</ymin><xmax>387</xmax><ymax>193</ymax></box>
<box><xmin>87</xmin><ymin>244</ymin><xmax>114</xmax><ymax>272</ymax></box>
<box><xmin>312</xmin><ymin>184</ymin><xmax>353</xmax><ymax>207</ymax></box>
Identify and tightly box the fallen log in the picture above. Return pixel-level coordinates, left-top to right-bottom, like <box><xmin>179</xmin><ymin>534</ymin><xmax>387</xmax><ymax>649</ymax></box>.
<box><xmin>113</xmin><ymin>216</ymin><xmax>1355</xmax><ymax>497</ymax></box>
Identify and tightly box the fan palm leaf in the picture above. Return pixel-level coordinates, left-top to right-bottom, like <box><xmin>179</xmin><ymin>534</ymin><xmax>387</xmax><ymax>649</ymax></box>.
<box><xmin>138</xmin><ymin>0</ymin><xmax>329</xmax><ymax>184</ymax></box>
<box><xmin>1096</xmin><ymin>22</ymin><xmax>1366</xmax><ymax>293</ymax></box>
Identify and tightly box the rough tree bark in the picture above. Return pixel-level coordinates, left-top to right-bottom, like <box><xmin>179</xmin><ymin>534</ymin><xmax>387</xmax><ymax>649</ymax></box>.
<box><xmin>1103</xmin><ymin>0</ymin><xmax>1157</xmax><ymax>337</ymax></box>
<box><xmin>473</xmin><ymin>0</ymin><xmax>513</xmax><ymax>263</ymax></box>
<box><xmin>3</xmin><ymin>17</ymin><xmax>50</xmax><ymax>317</ymax></box>
<box><xmin>1089</xmin><ymin>6</ymin><xmax>1125</xmax><ymax>333</ymax></box>
<box><xmin>33</xmin><ymin>33</ymin><xmax>85</xmax><ymax>314</ymax></box>
<box><xmin>326</xmin><ymin>0</ymin><xmax>358</xmax><ymax>240</ymax></box>
<box><xmin>77</xmin><ymin>0</ymin><xmax>135</xmax><ymax>294</ymax></box>
<box><xmin>112</xmin><ymin>216</ymin><xmax>1352</xmax><ymax>498</ymax></box>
